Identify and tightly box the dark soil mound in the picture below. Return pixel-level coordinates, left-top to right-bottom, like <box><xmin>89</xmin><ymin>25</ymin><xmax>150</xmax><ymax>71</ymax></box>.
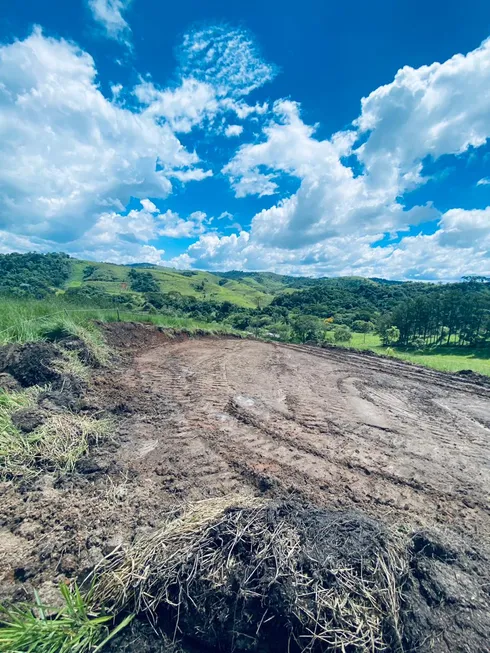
<box><xmin>98</xmin><ymin>498</ymin><xmax>490</xmax><ymax>653</ymax></box>
<box><xmin>0</xmin><ymin>341</ymin><xmax>61</xmax><ymax>387</ymax></box>
<box><xmin>0</xmin><ymin>372</ymin><xmax>21</xmax><ymax>391</ymax></box>
<box><xmin>11</xmin><ymin>408</ymin><xmax>46</xmax><ymax>432</ymax></box>
<box><xmin>59</xmin><ymin>337</ymin><xmax>100</xmax><ymax>367</ymax></box>
<box><xmin>100</xmin><ymin>322</ymin><xmax>171</xmax><ymax>351</ymax></box>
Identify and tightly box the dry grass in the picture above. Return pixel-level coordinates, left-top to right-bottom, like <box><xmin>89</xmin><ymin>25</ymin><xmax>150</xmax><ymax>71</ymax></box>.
<box><xmin>54</xmin><ymin>349</ymin><xmax>91</xmax><ymax>382</ymax></box>
<box><xmin>91</xmin><ymin>496</ymin><xmax>407</xmax><ymax>652</ymax></box>
<box><xmin>92</xmin><ymin>494</ymin><xmax>262</xmax><ymax>612</ymax></box>
<box><xmin>42</xmin><ymin>318</ymin><xmax>111</xmax><ymax>367</ymax></box>
<box><xmin>34</xmin><ymin>413</ymin><xmax>112</xmax><ymax>472</ymax></box>
<box><xmin>0</xmin><ymin>405</ymin><xmax>112</xmax><ymax>480</ymax></box>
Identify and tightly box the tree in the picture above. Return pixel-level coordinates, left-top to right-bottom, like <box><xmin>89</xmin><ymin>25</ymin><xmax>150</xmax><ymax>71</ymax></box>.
<box><xmin>128</xmin><ymin>269</ymin><xmax>159</xmax><ymax>293</ymax></box>
<box><xmin>352</xmin><ymin>320</ymin><xmax>374</xmax><ymax>343</ymax></box>
<box><xmin>411</xmin><ymin>336</ymin><xmax>426</xmax><ymax>351</ymax></box>
<box><xmin>292</xmin><ymin>315</ymin><xmax>324</xmax><ymax>343</ymax></box>
<box><xmin>333</xmin><ymin>326</ymin><xmax>352</xmax><ymax>343</ymax></box>
<box><xmin>83</xmin><ymin>265</ymin><xmax>97</xmax><ymax>280</ymax></box>
<box><xmin>381</xmin><ymin>326</ymin><xmax>400</xmax><ymax>346</ymax></box>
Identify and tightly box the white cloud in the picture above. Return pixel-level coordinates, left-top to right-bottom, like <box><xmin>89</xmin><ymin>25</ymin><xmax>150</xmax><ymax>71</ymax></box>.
<box><xmin>0</xmin><ymin>29</ymin><xmax>207</xmax><ymax>242</ymax></box>
<box><xmin>140</xmin><ymin>198</ymin><xmax>158</xmax><ymax>213</ymax></box>
<box><xmin>157</xmin><ymin>209</ymin><xmax>209</xmax><ymax>238</ymax></box>
<box><xmin>477</xmin><ymin>177</ymin><xmax>490</xmax><ymax>186</ymax></box>
<box><xmin>177</xmin><ymin>25</ymin><xmax>277</xmax><ymax>97</ymax></box>
<box><xmin>81</xmin><ymin>201</ymin><xmax>209</xmax><ymax>246</ymax></box>
<box><xmin>353</xmin><ymin>38</ymin><xmax>490</xmax><ymax>199</ymax></box>
<box><xmin>134</xmin><ymin>78</ymin><xmax>219</xmax><ymax>133</ymax></box>
<box><xmin>183</xmin><ymin>207</ymin><xmax>490</xmax><ymax>281</ymax></box>
<box><xmin>213</xmin><ymin>40</ymin><xmax>490</xmax><ymax>277</ymax></box>
<box><xmin>225</xmin><ymin>124</ymin><xmax>244</xmax><ymax>137</ymax></box>
<box><xmin>224</xmin><ymin>100</ymin><xmax>439</xmax><ymax>247</ymax></box>
<box><xmin>87</xmin><ymin>0</ymin><xmax>132</xmax><ymax>45</ymax></box>
<box><xmin>167</xmin><ymin>169</ymin><xmax>213</xmax><ymax>182</ymax></box>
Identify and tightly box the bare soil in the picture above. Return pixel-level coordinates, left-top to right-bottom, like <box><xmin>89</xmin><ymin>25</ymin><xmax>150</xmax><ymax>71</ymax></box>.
<box><xmin>1</xmin><ymin>324</ymin><xmax>489</xmax><ymax>651</ymax></box>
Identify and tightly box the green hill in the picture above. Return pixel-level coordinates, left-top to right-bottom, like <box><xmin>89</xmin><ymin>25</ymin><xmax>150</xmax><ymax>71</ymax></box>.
<box><xmin>67</xmin><ymin>260</ymin><xmax>287</xmax><ymax>309</ymax></box>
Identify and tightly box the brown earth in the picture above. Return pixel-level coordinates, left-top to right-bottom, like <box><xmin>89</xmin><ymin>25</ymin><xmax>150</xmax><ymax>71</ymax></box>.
<box><xmin>1</xmin><ymin>324</ymin><xmax>489</xmax><ymax>651</ymax></box>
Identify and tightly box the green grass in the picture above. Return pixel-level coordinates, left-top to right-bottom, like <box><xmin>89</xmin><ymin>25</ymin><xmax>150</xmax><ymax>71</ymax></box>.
<box><xmin>0</xmin><ymin>583</ymin><xmax>132</xmax><ymax>653</ymax></box>
<box><xmin>0</xmin><ymin>297</ymin><xmax>240</xmax><ymax>346</ymax></box>
<box><xmin>332</xmin><ymin>332</ymin><xmax>490</xmax><ymax>376</ymax></box>
<box><xmin>65</xmin><ymin>260</ymin><xmax>276</xmax><ymax>308</ymax></box>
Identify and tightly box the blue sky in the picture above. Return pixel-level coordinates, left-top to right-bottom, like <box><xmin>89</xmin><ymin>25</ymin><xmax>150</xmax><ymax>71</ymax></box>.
<box><xmin>1</xmin><ymin>0</ymin><xmax>490</xmax><ymax>279</ymax></box>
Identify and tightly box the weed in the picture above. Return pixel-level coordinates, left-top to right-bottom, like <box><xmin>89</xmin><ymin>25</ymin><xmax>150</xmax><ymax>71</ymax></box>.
<box><xmin>0</xmin><ymin>387</ymin><xmax>42</xmax><ymax>478</ymax></box>
<box><xmin>0</xmin><ymin>582</ymin><xmax>133</xmax><ymax>653</ymax></box>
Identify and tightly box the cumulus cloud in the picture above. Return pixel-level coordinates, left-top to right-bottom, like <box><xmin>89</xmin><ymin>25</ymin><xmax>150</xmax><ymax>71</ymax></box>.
<box><xmin>477</xmin><ymin>177</ymin><xmax>490</xmax><ymax>186</ymax></box>
<box><xmin>224</xmin><ymin>100</ymin><xmax>439</xmax><ymax>248</ymax></box>
<box><xmin>1</xmin><ymin>200</ymin><xmax>212</xmax><ymax>265</ymax></box>
<box><xmin>183</xmin><ymin>207</ymin><xmax>490</xmax><ymax>281</ymax></box>
<box><xmin>354</xmin><ymin>38</ymin><xmax>490</xmax><ymax>194</ymax></box>
<box><xmin>140</xmin><ymin>198</ymin><xmax>158</xmax><ymax>213</ymax></box>
<box><xmin>225</xmin><ymin>124</ymin><xmax>244</xmax><ymax>137</ymax></box>
<box><xmin>213</xmin><ymin>40</ymin><xmax>490</xmax><ymax>277</ymax></box>
<box><xmin>0</xmin><ymin>28</ymin><xmax>207</xmax><ymax>243</ymax></box>
<box><xmin>87</xmin><ymin>0</ymin><xmax>132</xmax><ymax>44</ymax></box>
<box><xmin>71</xmin><ymin>201</ymin><xmax>210</xmax><ymax>255</ymax></box>
<box><xmin>134</xmin><ymin>78</ymin><xmax>219</xmax><ymax>133</ymax></box>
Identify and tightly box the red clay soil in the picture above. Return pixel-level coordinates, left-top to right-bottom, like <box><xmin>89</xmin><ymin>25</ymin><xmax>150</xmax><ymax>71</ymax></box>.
<box><xmin>1</xmin><ymin>324</ymin><xmax>489</xmax><ymax>650</ymax></box>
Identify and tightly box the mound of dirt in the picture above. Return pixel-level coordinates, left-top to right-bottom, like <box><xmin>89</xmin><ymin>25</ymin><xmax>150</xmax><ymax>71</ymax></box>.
<box><xmin>98</xmin><ymin>498</ymin><xmax>490</xmax><ymax>653</ymax></box>
<box><xmin>0</xmin><ymin>339</ymin><xmax>92</xmax><ymax>399</ymax></box>
<box><xmin>11</xmin><ymin>408</ymin><xmax>46</xmax><ymax>433</ymax></box>
<box><xmin>0</xmin><ymin>341</ymin><xmax>61</xmax><ymax>387</ymax></box>
<box><xmin>59</xmin><ymin>337</ymin><xmax>100</xmax><ymax>368</ymax></box>
<box><xmin>0</xmin><ymin>372</ymin><xmax>21</xmax><ymax>391</ymax></box>
<box><xmin>100</xmin><ymin>322</ymin><xmax>174</xmax><ymax>351</ymax></box>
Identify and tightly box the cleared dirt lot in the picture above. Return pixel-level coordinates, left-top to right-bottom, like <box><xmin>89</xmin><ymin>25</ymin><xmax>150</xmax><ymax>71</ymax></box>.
<box><xmin>112</xmin><ymin>335</ymin><xmax>490</xmax><ymax>539</ymax></box>
<box><xmin>1</xmin><ymin>327</ymin><xmax>489</xmax><ymax>651</ymax></box>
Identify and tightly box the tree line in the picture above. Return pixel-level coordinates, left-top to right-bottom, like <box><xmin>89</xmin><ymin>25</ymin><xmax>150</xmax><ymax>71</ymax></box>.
<box><xmin>380</xmin><ymin>284</ymin><xmax>490</xmax><ymax>347</ymax></box>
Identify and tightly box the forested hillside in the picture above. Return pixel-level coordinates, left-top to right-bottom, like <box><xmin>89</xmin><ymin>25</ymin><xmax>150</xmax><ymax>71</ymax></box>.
<box><xmin>0</xmin><ymin>253</ymin><xmax>489</xmax><ymax>357</ymax></box>
<box><xmin>0</xmin><ymin>252</ymin><xmax>71</xmax><ymax>298</ymax></box>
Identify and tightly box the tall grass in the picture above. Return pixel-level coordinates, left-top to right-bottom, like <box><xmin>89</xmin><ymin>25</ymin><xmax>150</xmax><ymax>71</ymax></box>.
<box><xmin>0</xmin><ymin>297</ymin><xmax>238</xmax><ymax>346</ymax></box>
<box><xmin>0</xmin><ymin>583</ymin><xmax>132</xmax><ymax>653</ymax></box>
<box><xmin>0</xmin><ymin>298</ymin><xmax>112</xmax><ymax>345</ymax></box>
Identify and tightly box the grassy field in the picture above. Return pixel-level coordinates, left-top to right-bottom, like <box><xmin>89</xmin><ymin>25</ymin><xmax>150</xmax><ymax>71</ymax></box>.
<box><xmin>335</xmin><ymin>332</ymin><xmax>490</xmax><ymax>376</ymax></box>
<box><xmin>67</xmin><ymin>261</ymin><xmax>275</xmax><ymax>308</ymax></box>
<box><xmin>0</xmin><ymin>297</ymin><xmax>238</xmax><ymax>345</ymax></box>
<box><xmin>1</xmin><ymin>297</ymin><xmax>488</xmax><ymax>376</ymax></box>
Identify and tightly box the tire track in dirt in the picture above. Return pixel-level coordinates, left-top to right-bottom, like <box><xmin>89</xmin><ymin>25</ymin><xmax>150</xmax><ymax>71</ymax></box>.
<box><xmin>111</xmin><ymin>337</ymin><xmax>490</xmax><ymax>541</ymax></box>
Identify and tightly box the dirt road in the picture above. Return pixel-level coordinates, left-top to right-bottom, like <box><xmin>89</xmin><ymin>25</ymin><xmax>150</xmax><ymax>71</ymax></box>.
<box><xmin>113</xmin><ymin>336</ymin><xmax>490</xmax><ymax>539</ymax></box>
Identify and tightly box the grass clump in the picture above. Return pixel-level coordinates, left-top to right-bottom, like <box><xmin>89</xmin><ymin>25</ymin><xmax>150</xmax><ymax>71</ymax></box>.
<box><xmin>32</xmin><ymin>413</ymin><xmax>112</xmax><ymax>473</ymax></box>
<box><xmin>0</xmin><ymin>387</ymin><xmax>42</xmax><ymax>478</ymax></box>
<box><xmin>54</xmin><ymin>349</ymin><xmax>91</xmax><ymax>382</ymax></box>
<box><xmin>42</xmin><ymin>318</ymin><xmax>111</xmax><ymax>366</ymax></box>
<box><xmin>92</xmin><ymin>495</ymin><xmax>407</xmax><ymax>652</ymax></box>
<box><xmin>0</xmin><ymin>392</ymin><xmax>112</xmax><ymax>480</ymax></box>
<box><xmin>0</xmin><ymin>583</ymin><xmax>132</xmax><ymax>653</ymax></box>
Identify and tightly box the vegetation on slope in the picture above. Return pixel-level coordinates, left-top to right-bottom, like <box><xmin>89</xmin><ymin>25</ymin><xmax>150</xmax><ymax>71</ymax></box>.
<box><xmin>0</xmin><ymin>253</ymin><xmax>489</xmax><ymax>375</ymax></box>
